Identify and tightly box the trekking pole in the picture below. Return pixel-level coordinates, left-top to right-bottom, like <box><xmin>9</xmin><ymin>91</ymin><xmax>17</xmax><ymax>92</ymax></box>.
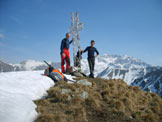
<box><xmin>44</xmin><ymin>60</ymin><xmax>55</xmax><ymax>69</ymax></box>
<box><xmin>44</xmin><ymin>60</ymin><xmax>50</xmax><ymax>66</ymax></box>
<box><xmin>44</xmin><ymin>60</ymin><xmax>53</xmax><ymax>67</ymax></box>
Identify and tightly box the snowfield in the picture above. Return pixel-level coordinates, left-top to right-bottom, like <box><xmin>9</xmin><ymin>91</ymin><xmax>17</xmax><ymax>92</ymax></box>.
<box><xmin>0</xmin><ymin>71</ymin><xmax>54</xmax><ymax>122</ymax></box>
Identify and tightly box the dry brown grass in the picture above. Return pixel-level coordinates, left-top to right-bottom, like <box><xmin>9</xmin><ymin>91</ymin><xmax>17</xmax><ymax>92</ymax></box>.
<box><xmin>34</xmin><ymin>77</ymin><xmax>162</xmax><ymax>122</ymax></box>
<box><xmin>35</xmin><ymin>114</ymin><xmax>54</xmax><ymax>122</ymax></box>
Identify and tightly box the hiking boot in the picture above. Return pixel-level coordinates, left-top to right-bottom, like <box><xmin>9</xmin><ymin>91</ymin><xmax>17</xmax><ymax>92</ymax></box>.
<box><xmin>89</xmin><ymin>74</ymin><xmax>95</xmax><ymax>78</ymax></box>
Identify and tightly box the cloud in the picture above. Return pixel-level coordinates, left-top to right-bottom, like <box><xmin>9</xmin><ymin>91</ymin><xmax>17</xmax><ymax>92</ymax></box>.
<box><xmin>0</xmin><ymin>33</ymin><xmax>4</xmax><ymax>39</ymax></box>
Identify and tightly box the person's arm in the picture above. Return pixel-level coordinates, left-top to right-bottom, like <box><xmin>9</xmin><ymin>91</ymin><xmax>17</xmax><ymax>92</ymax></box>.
<box><xmin>95</xmin><ymin>48</ymin><xmax>99</xmax><ymax>56</ymax></box>
<box><xmin>83</xmin><ymin>47</ymin><xmax>88</xmax><ymax>53</ymax></box>
<box><xmin>69</xmin><ymin>40</ymin><xmax>73</xmax><ymax>44</ymax></box>
<box><xmin>69</xmin><ymin>38</ymin><xmax>75</xmax><ymax>44</ymax></box>
<box><xmin>60</xmin><ymin>39</ymin><xmax>64</xmax><ymax>54</ymax></box>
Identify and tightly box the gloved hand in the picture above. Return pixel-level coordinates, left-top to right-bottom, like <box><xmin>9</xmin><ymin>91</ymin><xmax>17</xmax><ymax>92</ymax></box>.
<box><xmin>81</xmin><ymin>50</ymin><xmax>84</xmax><ymax>53</ymax></box>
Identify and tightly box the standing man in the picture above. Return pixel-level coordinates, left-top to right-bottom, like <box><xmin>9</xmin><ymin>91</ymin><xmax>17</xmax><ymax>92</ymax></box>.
<box><xmin>60</xmin><ymin>33</ymin><xmax>74</xmax><ymax>73</ymax></box>
<box><xmin>82</xmin><ymin>40</ymin><xmax>99</xmax><ymax>78</ymax></box>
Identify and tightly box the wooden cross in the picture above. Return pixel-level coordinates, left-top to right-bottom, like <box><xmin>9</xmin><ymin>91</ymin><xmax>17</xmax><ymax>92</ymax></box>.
<box><xmin>70</xmin><ymin>12</ymin><xmax>83</xmax><ymax>67</ymax></box>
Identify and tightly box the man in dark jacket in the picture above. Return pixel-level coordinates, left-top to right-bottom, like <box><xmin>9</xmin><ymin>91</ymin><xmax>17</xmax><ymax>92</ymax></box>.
<box><xmin>60</xmin><ymin>33</ymin><xmax>74</xmax><ymax>73</ymax></box>
<box><xmin>82</xmin><ymin>40</ymin><xmax>99</xmax><ymax>78</ymax></box>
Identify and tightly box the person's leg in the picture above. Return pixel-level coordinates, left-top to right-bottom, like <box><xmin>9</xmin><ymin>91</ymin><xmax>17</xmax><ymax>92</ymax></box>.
<box><xmin>61</xmin><ymin>53</ymin><xmax>65</xmax><ymax>73</ymax></box>
<box><xmin>88</xmin><ymin>58</ymin><xmax>93</xmax><ymax>77</ymax></box>
<box><xmin>91</xmin><ymin>57</ymin><xmax>95</xmax><ymax>78</ymax></box>
<box><xmin>64</xmin><ymin>49</ymin><xmax>71</xmax><ymax>73</ymax></box>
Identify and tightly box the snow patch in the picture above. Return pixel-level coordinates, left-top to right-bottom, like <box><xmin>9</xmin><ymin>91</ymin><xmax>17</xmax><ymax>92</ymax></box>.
<box><xmin>0</xmin><ymin>71</ymin><xmax>54</xmax><ymax>122</ymax></box>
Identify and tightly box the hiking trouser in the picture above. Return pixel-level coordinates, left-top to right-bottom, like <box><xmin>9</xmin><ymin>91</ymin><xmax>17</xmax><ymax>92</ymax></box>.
<box><xmin>88</xmin><ymin>57</ymin><xmax>95</xmax><ymax>76</ymax></box>
<box><xmin>61</xmin><ymin>48</ymin><xmax>70</xmax><ymax>73</ymax></box>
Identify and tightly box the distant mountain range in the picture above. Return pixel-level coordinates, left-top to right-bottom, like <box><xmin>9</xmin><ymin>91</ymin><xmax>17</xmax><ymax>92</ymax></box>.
<box><xmin>0</xmin><ymin>54</ymin><xmax>161</xmax><ymax>97</ymax></box>
<box><xmin>0</xmin><ymin>60</ymin><xmax>60</xmax><ymax>72</ymax></box>
<box><xmin>81</xmin><ymin>54</ymin><xmax>162</xmax><ymax>97</ymax></box>
<box><xmin>131</xmin><ymin>66</ymin><xmax>162</xmax><ymax>97</ymax></box>
<box><xmin>0</xmin><ymin>60</ymin><xmax>16</xmax><ymax>72</ymax></box>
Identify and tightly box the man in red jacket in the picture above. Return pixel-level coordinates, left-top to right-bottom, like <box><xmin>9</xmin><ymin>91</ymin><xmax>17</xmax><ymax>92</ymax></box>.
<box><xmin>60</xmin><ymin>33</ymin><xmax>74</xmax><ymax>73</ymax></box>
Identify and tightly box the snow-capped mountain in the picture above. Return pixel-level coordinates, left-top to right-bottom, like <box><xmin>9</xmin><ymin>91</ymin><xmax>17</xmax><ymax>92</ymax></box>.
<box><xmin>81</xmin><ymin>54</ymin><xmax>150</xmax><ymax>80</ymax></box>
<box><xmin>13</xmin><ymin>60</ymin><xmax>45</xmax><ymax>71</ymax></box>
<box><xmin>13</xmin><ymin>60</ymin><xmax>60</xmax><ymax>71</ymax></box>
<box><xmin>97</xmin><ymin>66</ymin><xmax>147</xmax><ymax>85</ymax></box>
<box><xmin>81</xmin><ymin>54</ymin><xmax>162</xmax><ymax>97</ymax></box>
<box><xmin>131</xmin><ymin>66</ymin><xmax>162</xmax><ymax>97</ymax></box>
<box><xmin>1</xmin><ymin>54</ymin><xmax>162</xmax><ymax>97</ymax></box>
<box><xmin>0</xmin><ymin>60</ymin><xmax>16</xmax><ymax>72</ymax></box>
<box><xmin>0</xmin><ymin>60</ymin><xmax>60</xmax><ymax>72</ymax></box>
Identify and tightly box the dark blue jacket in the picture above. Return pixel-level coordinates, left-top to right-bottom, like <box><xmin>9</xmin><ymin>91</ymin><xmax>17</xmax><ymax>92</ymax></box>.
<box><xmin>60</xmin><ymin>38</ymin><xmax>73</xmax><ymax>53</ymax></box>
<box><xmin>83</xmin><ymin>46</ymin><xmax>99</xmax><ymax>58</ymax></box>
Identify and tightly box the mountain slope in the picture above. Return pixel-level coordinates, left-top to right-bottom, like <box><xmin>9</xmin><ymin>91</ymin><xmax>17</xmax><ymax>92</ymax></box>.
<box><xmin>0</xmin><ymin>60</ymin><xmax>60</xmax><ymax>72</ymax></box>
<box><xmin>1</xmin><ymin>54</ymin><xmax>161</xmax><ymax>97</ymax></box>
<box><xmin>131</xmin><ymin>66</ymin><xmax>162</xmax><ymax>97</ymax></box>
<box><xmin>35</xmin><ymin>77</ymin><xmax>162</xmax><ymax>122</ymax></box>
<box><xmin>81</xmin><ymin>54</ymin><xmax>150</xmax><ymax>77</ymax></box>
<box><xmin>81</xmin><ymin>54</ymin><xmax>162</xmax><ymax>97</ymax></box>
<box><xmin>13</xmin><ymin>60</ymin><xmax>60</xmax><ymax>71</ymax></box>
<box><xmin>97</xmin><ymin>67</ymin><xmax>146</xmax><ymax>85</ymax></box>
<box><xmin>0</xmin><ymin>60</ymin><xmax>15</xmax><ymax>72</ymax></box>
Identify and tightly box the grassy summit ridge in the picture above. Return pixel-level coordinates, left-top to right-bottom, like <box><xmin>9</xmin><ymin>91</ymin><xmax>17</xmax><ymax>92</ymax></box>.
<box><xmin>34</xmin><ymin>77</ymin><xmax>162</xmax><ymax>122</ymax></box>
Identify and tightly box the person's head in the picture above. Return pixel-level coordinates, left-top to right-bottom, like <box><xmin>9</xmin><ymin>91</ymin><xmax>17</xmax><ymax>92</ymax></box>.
<box><xmin>91</xmin><ymin>40</ymin><xmax>95</xmax><ymax>47</ymax></box>
<box><xmin>66</xmin><ymin>33</ymin><xmax>70</xmax><ymax>39</ymax></box>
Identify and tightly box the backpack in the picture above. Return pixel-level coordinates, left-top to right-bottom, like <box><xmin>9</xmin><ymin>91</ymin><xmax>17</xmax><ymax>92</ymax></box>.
<box><xmin>44</xmin><ymin>66</ymin><xmax>67</xmax><ymax>83</ymax></box>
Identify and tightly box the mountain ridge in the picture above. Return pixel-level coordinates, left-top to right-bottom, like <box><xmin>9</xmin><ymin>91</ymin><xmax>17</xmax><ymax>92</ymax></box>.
<box><xmin>1</xmin><ymin>54</ymin><xmax>161</xmax><ymax>97</ymax></box>
<box><xmin>0</xmin><ymin>60</ymin><xmax>60</xmax><ymax>72</ymax></box>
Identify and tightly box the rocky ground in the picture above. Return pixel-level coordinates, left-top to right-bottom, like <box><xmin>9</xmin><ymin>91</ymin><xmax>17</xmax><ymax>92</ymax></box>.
<box><xmin>34</xmin><ymin>77</ymin><xmax>162</xmax><ymax>122</ymax></box>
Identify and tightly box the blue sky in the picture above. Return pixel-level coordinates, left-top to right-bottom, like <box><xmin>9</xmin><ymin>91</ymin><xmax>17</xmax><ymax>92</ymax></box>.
<box><xmin>0</xmin><ymin>0</ymin><xmax>162</xmax><ymax>66</ymax></box>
